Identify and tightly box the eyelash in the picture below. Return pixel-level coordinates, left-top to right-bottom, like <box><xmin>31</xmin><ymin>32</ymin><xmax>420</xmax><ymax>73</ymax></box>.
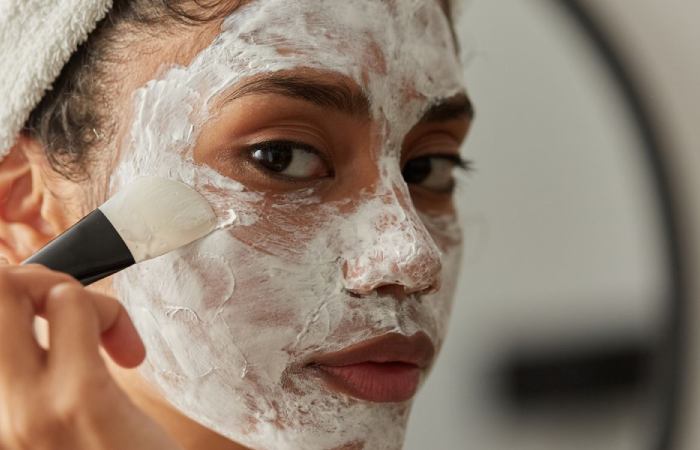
<box><xmin>421</xmin><ymin>154</ymin><xmax>473</xmax><ymax>171</ymax></box>
<box><xmin>404</xmin><ymin>154</ymin><xmax>473</xmax><ymax>194</ymax></box>
<box><xmin>245</xmin><ymin>140</ymin><xmax>334</xmax><ymax>182</ymax></box>
<box><xmin>244</xmin><ymin>139</ymin><xmax>473</xmax><ymax>191</ymax></box>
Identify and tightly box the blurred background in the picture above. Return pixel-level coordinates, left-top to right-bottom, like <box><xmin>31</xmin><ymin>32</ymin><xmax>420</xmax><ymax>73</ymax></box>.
<box><xmin>406</xmin><ymin>1</ymin><xmax>700</xmax><ymax>449</ymax></box>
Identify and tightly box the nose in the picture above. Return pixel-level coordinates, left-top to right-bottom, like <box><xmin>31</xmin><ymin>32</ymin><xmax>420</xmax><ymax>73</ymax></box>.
<box><xmin>341</xmin><ymin>192</ymin><xmax>443</xmax><ymax>297</ymax></box>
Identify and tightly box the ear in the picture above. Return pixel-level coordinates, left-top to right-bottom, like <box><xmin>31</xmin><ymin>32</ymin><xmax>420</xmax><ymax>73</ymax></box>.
<box><xmin>0</xmin><ymin>135</ymin><xmax>68</xmax><ymax>263</ymax></box>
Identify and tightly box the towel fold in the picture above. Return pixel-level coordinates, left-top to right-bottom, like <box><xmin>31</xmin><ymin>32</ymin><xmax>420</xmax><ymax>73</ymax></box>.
<box><xmin>0</xmin><ymin>0</ymin><xmax>112</xmax><ymax>157</ymax></box>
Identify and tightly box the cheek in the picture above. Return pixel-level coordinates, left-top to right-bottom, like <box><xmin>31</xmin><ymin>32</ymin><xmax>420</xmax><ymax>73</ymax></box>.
<box><xmin>432</xmin><ymin>239</ymin><xmax>463</xmax><ymax>345</ymax></box>
<box><xmin>413</xmin><ymin>212</ymin><xmax>463</xmax><ymax>346</ymax></box>
<box><xmin>229</xmin><ymin>198</ymin><xmax>331</xmax><ymax>259</ymax></box>
<box><xmin>115</xmin><ymin>230</ymin><xmax>303</xmax><ymax>391</ymax></box>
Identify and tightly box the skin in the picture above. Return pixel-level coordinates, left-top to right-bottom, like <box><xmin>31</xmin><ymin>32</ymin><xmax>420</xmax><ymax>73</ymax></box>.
<box><xmin>0</xmin><ymin>1</ymin><xmax>471</xmax><ymax>449</ymax></box>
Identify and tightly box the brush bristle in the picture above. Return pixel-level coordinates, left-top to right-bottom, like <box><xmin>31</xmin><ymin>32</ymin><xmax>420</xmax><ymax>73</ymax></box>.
<box><xmin>99</xmin><ymin>177</ymin><xmax>217</xmax><ymax>262</ymax></box>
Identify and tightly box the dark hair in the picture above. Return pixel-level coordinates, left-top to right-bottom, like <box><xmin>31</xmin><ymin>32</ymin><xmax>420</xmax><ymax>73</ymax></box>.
<box><xmin>24</xmin><ymin>0</ymin><xmax>242</xmax><ymax>182</ymax></box>
<box><xmin>24</xmin><ymin>0</ymin><xmax>453</xmax><ymax>183</ymax></box>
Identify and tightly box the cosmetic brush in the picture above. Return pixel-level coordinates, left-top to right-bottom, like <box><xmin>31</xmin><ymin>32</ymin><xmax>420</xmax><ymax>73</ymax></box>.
<box><xmin>23</xmin><ymin>176</ymin><xmax>217</xmax><ymax>285</ymax></box>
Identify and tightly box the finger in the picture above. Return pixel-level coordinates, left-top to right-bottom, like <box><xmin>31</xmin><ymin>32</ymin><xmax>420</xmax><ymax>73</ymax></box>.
<box><xmin>5</xmin><ymin>265</ymin><xmax>79</xmax><ymax>314</ymax></box>
<box><xmin>12</xmin><ymin>265</ymin><xmax>145</xmax><ymax>367</ymax></box>
<box><xmin>0</xmin><ymin>265</ymin><xmax>80</xmax><ymax>373</ymax></box>
<box><xmin>0</xmin><ymin>270</ymin><xmax>44</xmax><ymax>385</ymax></box>
<box><xmin>45</xmin><ymin>283</ymin><xmax>102</xmax><ymax>373</ymax></box>
<box><xmin>100</xmin><ymin>306</ymin><xmax>146</xmax><ymax>368</ymax></box>
<box><xmin>0</xmin><ymin>265</ymin><xmax>78</xmax><ymax>377</ymax></box>
<box><xmin>45</xmin><ymin>284</ymin><xmax>145</xmax><ymax>371</ymax></box>
<box><xmin>0</xmin><ymin>264</ymin><xmax>144</xmax><ymax>381</ymax></box>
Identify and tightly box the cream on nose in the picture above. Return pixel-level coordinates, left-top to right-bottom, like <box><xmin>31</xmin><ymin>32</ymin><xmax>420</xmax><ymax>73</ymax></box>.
<box><xmin>340</xmin><ymin>196</ymin><xmax>443</xmax><ymax>297</ymax></box>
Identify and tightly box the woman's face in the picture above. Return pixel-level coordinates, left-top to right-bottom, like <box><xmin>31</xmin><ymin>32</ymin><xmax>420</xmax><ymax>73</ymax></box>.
<box><xmin>108</xmin><ymin>0</ymin><xmax>471</xmax><ymax>448</ymax></box>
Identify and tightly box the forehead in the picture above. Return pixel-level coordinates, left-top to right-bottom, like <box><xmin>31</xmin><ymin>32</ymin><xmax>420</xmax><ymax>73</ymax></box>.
<box><xmin>207</xmin><ymin>0</ymin><xmax>465</xmax><ymax>112</ymax></box>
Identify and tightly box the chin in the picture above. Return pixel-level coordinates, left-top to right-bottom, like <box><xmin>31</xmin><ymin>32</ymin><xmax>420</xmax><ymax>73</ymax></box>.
<box><xmin>189</xmin><ymin>376</ymin><xmax>414</xmax><ymax>450</ymax></box>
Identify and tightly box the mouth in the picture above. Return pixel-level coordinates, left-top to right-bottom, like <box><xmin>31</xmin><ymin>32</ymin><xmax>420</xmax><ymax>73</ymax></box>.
<box><xmin>304</xmin><ymin>332</ymin><xmax>436</xmax><ymax>403</ymax></box>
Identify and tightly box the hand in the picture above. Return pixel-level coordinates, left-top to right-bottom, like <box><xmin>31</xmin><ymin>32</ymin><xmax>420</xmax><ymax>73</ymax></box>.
<box><xmin>0</xmin><ymin>263</ymin><xmax>183</xmax><ymax>450</ymax></box>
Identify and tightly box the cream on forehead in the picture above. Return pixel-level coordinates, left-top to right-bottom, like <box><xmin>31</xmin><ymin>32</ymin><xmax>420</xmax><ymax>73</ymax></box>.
<box><xmin>112</xmin><ymin>1</ymin><xmax>465</xmax><ymax>449</ymax></box>
<box><xmin>213</xmin><ymin>0</ymin><xmax>464</xmax><ymax>129</ymax></box>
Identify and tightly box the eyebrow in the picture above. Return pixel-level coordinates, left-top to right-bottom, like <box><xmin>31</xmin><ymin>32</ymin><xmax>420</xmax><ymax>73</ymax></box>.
<box><xmin>217</xmin><ymin>73</ymin><xmax>474</xmax><ymax>123</ymax></box>
<box><xmin>218</xmin><ymin>73</ymin><xmax>371</xmax><ymax>117</ymax></box>
<box><xmin>419</xmin><ymin>93</ymin><xmax>474</xmax><ymax>123</ymax></box>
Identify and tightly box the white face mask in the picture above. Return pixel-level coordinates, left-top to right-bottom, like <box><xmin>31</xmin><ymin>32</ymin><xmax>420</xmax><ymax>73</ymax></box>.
<box><xmin>111</xmin><ymin>0</ymin><xmax>465</xmax><ymax>448</ymax></box>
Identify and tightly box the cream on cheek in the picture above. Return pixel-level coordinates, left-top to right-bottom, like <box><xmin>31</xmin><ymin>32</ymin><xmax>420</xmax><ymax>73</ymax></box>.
<box><xmin>112</xmin><ymin>1</ymin><xmax>464</xmax><ymax>449</ymax></box>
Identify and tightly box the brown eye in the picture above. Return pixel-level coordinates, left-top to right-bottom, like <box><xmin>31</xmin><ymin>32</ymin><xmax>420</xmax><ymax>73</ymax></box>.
<box><xmin>403</xmin><ymin>155</ymin><xmax>469</xmax><ymax>193</ymax></box>
<box><xmin>249</xmin><ymin>141</ymin><xmax>331</xmax><ymax>180</ymax></box>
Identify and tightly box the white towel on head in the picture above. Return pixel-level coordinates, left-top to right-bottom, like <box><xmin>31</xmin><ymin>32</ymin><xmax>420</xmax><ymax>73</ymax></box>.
<box><xmin>0</xmin><ymin>0</ymin><xmax>113</xmax><ymax>158</ymax></box>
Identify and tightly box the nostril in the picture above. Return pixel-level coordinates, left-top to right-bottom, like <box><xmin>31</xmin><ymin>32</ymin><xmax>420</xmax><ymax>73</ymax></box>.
<box><xmin>343</xmin><ymin>288</ymin><xmax>363</xmax><ymax>298</ymax></box>
<box><xmin>344</xmin><ymin>282</ymin><xmax>439</xmax><ymax>300</ymax></box>
<box><xmin>341</xmin><ymin>251</ymin><xmax>442</xmax><ymax>297</ymax></box>
<box><xmin>375</xmin><ymin>284</ymin><xmax>408</xmax><ymax>300</ymax></box>
<box><xmin>409</xmin><ymin>280</ymin><xmax>440</xmax><ymax>296</ymax></box>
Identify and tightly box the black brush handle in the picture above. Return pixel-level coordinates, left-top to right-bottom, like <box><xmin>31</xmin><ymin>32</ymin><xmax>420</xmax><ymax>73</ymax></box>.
<box><xmin>23</xmin><ymin>209</ymin><xmax>135</xmax><ymax>285</ymax></box>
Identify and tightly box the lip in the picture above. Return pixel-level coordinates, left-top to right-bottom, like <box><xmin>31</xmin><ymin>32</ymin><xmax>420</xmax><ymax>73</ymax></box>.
<box><xmin>305</xmin><ymin>332</ymin><xmax>436</xmax><ymax>403</ymax></box>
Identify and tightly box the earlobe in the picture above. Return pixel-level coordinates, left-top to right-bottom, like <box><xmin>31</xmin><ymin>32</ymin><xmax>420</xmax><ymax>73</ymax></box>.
<box><xmin>0</xmin><ymin>136</ymin><xmax>57</xmax><ymax>263</ymax></box>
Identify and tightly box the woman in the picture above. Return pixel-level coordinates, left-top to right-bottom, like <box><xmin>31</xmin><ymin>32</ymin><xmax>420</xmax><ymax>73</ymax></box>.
<box><xmin>0</xmin><ymin>0</ymin><xmax>473</xmax><ymax>448</ymax></box>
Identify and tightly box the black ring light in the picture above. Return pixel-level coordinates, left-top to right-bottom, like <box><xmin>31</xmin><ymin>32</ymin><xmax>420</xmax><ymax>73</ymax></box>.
<box><xmin>554</xmin><ymin>2</ymin><xmax>686</xmax><ymax>449</ymax></box>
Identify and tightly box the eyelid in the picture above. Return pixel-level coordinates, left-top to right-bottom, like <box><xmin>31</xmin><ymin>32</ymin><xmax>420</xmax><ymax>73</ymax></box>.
<box><xmin>247</xmin><ymin>139</ymin><xmax>333</xmax><ymax>170</ymax></box>
<box><xmin>404</xmin><ymin>124</ymin><xmax>469</xmax><ymax>152</ymax></box>
<box><xmin>245</xmin><ymin>139</ymin><xmax>335</xmax><ymax>182</ymax></box>
<box><xmin>409</xmin><ymin>153</ymin><xmax>474</xmax><ymax>172</ymax></box>
<box><xmin>401</xmin><ymin>155</ymin><xmax>473</xmax><ymax>198</ymax></box>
